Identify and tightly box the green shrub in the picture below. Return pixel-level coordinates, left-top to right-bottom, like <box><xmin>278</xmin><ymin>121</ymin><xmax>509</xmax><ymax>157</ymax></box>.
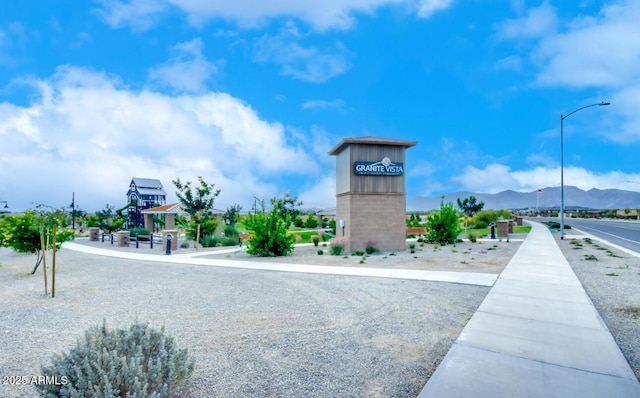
<box><xmin>186</xmin><ymin>215</ymin><xmax>219</xmax><ymax>243</ymax></box>
<box><xmin>329</xmin><ymin>219</ymin><xmax>336</xmax><ymax>235</ymax></box>
<box><xmin>329</xmin><ymin>237</ymin><xmax>347</xmax><ymax>256</ymax></box>
<box><xmin>317</xmin><ymin>249</ymin><xmax>324</xmax><ymax>255</ymax></box>
<box><xmin>244</xmin><ymin>202</ymin><xmax>296</xmax><ymax>257</ymax></box>
<box><xmin>425</xmin><ymin>202</ymin><xmax>461</xmax><ymax>246</ymax></box>
<box><xmin>365</xmin><ymin>245</ymin><xmax>380</xmax><ymax>255</ymax></box>
<box><xmin>312</xmin><ymin>235</ymin><xmax>320</xmax><ymax>247</ymax></box>
<box><xmin>200</xmin><ymin>234</ymin><xmax>218</xmax><ymax>248</ymax></box>
<box><xmin>223</xmin><ymin>224</ymin><xmax>239</xmax><ymax>238</ymax></box>
<box><xmin>353</xmin><ymin>250</ymin><xmax>365</xmax><ymax>256</ymax></box>
<box><xmin>221</xmin><ymin>236</ymin><xmax>239</xmax><ymax>246</ymax></box>
<box><xmin>293</xmin><ymin>217</ymin><xmax>305</xmax><ymax>228</ymax></box>
<box><xmin>304</xmin><ymin>216</ymin><xmax>319</xmax><ymax>229</ymax></box>
<box><xmin>129</xmin><ymin>228</ymin><xmax>150</xmax><ymax>240</ymax></box>
<box><xmin>319</xmin><ymin>231</ymin><xmax>328</xmax><ymax>241</ymax></box>
<box><xmin>408</xmin><ymin>242</ymin><xmax>416</xmax><ymax>254</ymax></box>
<box><xmin>467</xmin><ymin>231</ymin><xmax>477</xmax><ymax>243</ymax></box>
<box><xmin>468</xmin><ymin>210</ymin><xmax>512</xmax><ymax>229</ymax></box>
<box><xmin>37</xmin><ymin>321</ymin><xmax>194</xmax><ymax>397</ymax></box>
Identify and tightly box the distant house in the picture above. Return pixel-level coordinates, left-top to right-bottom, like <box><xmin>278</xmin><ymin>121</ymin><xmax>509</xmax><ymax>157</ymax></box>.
<box><xmin>126</xmin><ymin>178</ymin><xmax>167</xmax><ymax>228</ymax></box>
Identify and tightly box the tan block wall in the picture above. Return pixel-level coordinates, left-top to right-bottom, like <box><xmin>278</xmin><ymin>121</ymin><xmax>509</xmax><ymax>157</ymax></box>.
<box><xmin>336</xmin><ymin>193</ymin><xmax>406</xmax><ymax>252</ymax></box>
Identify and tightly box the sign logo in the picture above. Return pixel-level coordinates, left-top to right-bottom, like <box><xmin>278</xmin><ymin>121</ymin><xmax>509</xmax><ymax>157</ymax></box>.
<box><xmin>354</xmin><ymin>157</ymin><xmax>404</xmax><ymax>176</ymax></box>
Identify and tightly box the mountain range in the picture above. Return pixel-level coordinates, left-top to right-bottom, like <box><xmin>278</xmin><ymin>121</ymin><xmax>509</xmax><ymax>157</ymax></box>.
<box><xmin>407</xmin><ymin>186</ymin><xmax>640</xmax><ymax>212</ymax></box>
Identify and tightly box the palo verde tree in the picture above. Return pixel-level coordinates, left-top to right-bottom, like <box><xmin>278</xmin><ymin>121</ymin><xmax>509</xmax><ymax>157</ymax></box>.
<box><xmin>457</xmin><ymin>195</ymin><xmax>485</xmax><ymax>217</ymax></box>
<box><xmin>173</xmin><ymin>176</ymin><xmax>221</xmax><ymax>247</ymax></box>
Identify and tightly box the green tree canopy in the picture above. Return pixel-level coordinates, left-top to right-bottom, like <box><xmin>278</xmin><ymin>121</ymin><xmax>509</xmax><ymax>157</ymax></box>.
<box><xmin>89</xmin><ymin>204</ymin><xmax>125</xmax><ymax>233</ymax></box>
<box><xmin>425</xmin><ymin>202</ymin><xmax>462</xmax><ymax>246</ymax></box>
<box><xmin>243</xmin><ymin>200</ymin><xmax>296</xmax><ymax>257</ymax></box>
<box><xmin>271</xmin><ymin>193</ymin><xmax>302</xmax><ymax>227</ymax></box>
<box><xmin>457</xmin><ymin>196</ymin><xmax>485</xmax><ymax>217</ymax></box>
<box><xmin>173</xmin><ymin>176</ymin><xmax>221</xmax><ymax>248</ymax></box>
<box><xmin>0</xmin><ymin>208</ymin><xmax>74</xmax><ymax>273</ymax></box>
<box><xmin>223</xmin><ymin>204</ymin><xmax>242</xmax><ymax>226</ymax></box>
<box><xmin>173</xmin><ymin>176</ymin><xmax>221</xmax><ymax>220</ymax></box>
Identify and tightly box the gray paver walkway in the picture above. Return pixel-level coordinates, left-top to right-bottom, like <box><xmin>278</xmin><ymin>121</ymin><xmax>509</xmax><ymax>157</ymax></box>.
<box><xmin>419</xmin><ymin>220</ymin><xmax>640</xmax><ymax>397</ymax></box>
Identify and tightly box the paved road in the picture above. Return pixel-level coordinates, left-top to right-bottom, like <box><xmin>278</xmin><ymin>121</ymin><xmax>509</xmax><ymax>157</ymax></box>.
<box><xmin>534</xmin><ymin>217</ymin><xmax>640</xmax><ymax>254</ymax></box>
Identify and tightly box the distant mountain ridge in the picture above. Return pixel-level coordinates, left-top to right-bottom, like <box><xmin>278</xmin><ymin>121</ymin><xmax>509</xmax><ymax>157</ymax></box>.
<box><xmin>407</xmin><ymin>186</ymin><xmax>640</xmax><ymax>211</ymax></box>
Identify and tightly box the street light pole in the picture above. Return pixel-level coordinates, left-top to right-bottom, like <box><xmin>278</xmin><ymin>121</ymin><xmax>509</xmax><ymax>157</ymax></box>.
<box><xmin>560</xmin><ymin>101</ymin><xmax>610</xmax><ymax>239</ymax></box>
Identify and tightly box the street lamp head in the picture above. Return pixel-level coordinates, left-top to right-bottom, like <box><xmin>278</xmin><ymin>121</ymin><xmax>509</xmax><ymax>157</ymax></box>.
<box><xmin>599</xmin><ymin>101</ymin><xmax>611</xmax><ymax>106</ymax></box>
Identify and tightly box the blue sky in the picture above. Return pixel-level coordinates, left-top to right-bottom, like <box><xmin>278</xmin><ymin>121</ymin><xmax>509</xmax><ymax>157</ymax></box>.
<box><xmin>1</xmin><ymin>0</ymin><xmax>639</xmax><ymax>212</ymax></box>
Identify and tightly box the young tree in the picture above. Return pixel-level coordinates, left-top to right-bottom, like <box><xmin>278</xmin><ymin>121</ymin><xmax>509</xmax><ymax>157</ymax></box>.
<box><xmin>0</xmin><ymin>209</ymin><xmax>74</xmax><ymax>273</ymax></box>
<box><xmin>243</xmin><ymin>200</ymin><xmax>296</xmax><ymax>257</ymax></box>
<box><xmin>271</xmin><ymin>193</ymin><xmax>303</xmax><ymax>227</ymax></box>
<box><xmin>223</xmin><ymin>204</ymin><xmax>242</xmax><ymax>226</ymax></box>
<box><xmin>425</xmin><ymin>202</ymin><xmax>462</xmax><ymax>245</ymax></box>
<box><xmin>457</xmin><ymin>195</ymin><xmax>485</xmax><ymax>217</ymax></box>
<box><xmin>93</xmin><ymin>204</ymin><xmax>125</xmax><ymax>233</ymax></box>
<box><xmin>173</xmin><ymin>176</ymin><xmax>221</xmax><ymax>248</ymax></box>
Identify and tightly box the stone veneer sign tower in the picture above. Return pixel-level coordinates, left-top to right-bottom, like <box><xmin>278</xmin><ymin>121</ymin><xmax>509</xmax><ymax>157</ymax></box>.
<box><xmin>329</xmin><ymin>136</ymin><xmax>417</xmax><ymax>253</ymax></box>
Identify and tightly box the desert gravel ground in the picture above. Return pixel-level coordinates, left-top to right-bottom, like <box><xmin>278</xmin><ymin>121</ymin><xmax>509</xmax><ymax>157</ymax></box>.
<box><xmin>556</xmin><ymin>230</ymin><xmax>640</xmax><ymax>381</ymax></box>
<box><xmin>2</xmin><ymin>228</ymin><xmax>639</xmax><ymax>397</ymax></box>
<box><xmin>0</xmin><ymin>239</ymin><xmax>514</xmax><ymax>398</ymax></box>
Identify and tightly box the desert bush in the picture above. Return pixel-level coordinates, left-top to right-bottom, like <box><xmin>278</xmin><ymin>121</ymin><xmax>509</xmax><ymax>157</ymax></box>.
<box><xmin>329</xmin><ymin>237</ymin><xmax>348</xmax><ymax>256</ymax></box>
<box><xmin>365</xmin><ymin>245</ymin><xmax>380</xmax><ymax>255</ymax></box>
<box><xmin>37</xmin><ymin>321</ymin><xmax>194</xmax><ymax>397</ymax></box>
<box><xmin>425</xmin><ymin>202</ymin><xmax>462</xmax><ymax>245</ymax></box>
<box><xmin>293</xmin><ymin>217</ymin><xmax>305</xmax><ymax>228</ymax></box>
<box><xmin>467</xmin><ymin>231</ymin><xmax>477</xmax><ymax>243</ymax></box>
<box><xmin>467</xmin><ymin>210</ymin><xmax>511</xmax><ymax>229</ymax></box>
<box><xmin>329</xmin><ymin>219</ymin><xmax>336</xmax><ymax>235</ymax></box>
<box><xmin>304</xmin><ymin>216</ymin><xmax>319</xmax><ymax>229</ymax></box>
<box><xmin>223</xmin><ymin>224</ymin><xmax>239</xmax><ymax>238</ymax></box>
<box><xmin>244</xmin><ymin>202</ymin><xmax>296</xmax><ymax>257</ymax></box>
<box><xmin>186</xmin><ymin>215</ymin><xmax>219</xmax><ymax>243</ymax></box>
<box><xmin>200</xmin><ymin>234</ymin><xmax>218</xmax><ymax>248</ymax></box>
<box><xmin>129</xmin><ymin>228</ymin><xmax>150</xmax><ymax>241</ymax></box>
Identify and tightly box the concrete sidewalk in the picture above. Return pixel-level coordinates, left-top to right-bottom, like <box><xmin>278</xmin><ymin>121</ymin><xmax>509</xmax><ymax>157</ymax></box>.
<box><xmin>419</xmin><ymin>220</ymin><xmax>640</xmax><ymax>397</ymax></box>
<box><xmin>62</xmin><ymin>241</ymin><xmax>499</xmax><ymax>286</ymax></box>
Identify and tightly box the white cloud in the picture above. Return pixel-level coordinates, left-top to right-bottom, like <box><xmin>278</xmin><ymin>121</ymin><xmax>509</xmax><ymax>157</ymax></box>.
<box><xmin>298</xmin><ymin>176</ymin><xmax>336</xmax><ymax>209</ymax></box>
<box><xmin>453</xmin><ymin>163</ymin><xmax>640</xmax><ymax>193</ymax></box>
<box><xmin>494</xmin><ymin>55</ymin><xmax>522</xmax><ymax>71</ymax></box>
<box><xmin>253</xmin><ymin>24</ymin><xmax>352</xmax><ymax>83</ymax></box>
<box><xmin>95</xmin><ymin>0</ymin><xmax>453</xmax><ymax>31</ymax></box>
<box><xmin>301</xmin><ymin>99</ymin><xmax>345</xmax><ymax>110</ymax></box>
<box><xmin>495</xmin><ymin>1</ymin><xmax>640</xmax><ymax>142</ymax></box>
<box><xmin>533</xmin><ymin>2</ymin><xmax>640</xmax><ymax>88</ymax></box>
<box><xmin>94</xmin><ymin>0</ymin><xmax>168</xmax><ymax>32</ymax></box>
<box><xmin>0</xmin><ymin>22</ymin><xmax>28</xmax><ymax>66</ymax></box>
<box><xmin>417</xmin><ymin>0</ymin><xmax>454</xmax><ymax>19</ymax></box>
<box><xmin>495</xmin><ymin>1</ymin><xmax>558</xmax><ymax>40</ymax></box>
<box><xmin>148</xmin><ymin>38</ymin><xmax>222</xmax><ymax>92</ymax></box>
<box><xmin>0</xmin><ymin>66</ymin><xmax>321</xmax><ymax>211</ymax></box>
